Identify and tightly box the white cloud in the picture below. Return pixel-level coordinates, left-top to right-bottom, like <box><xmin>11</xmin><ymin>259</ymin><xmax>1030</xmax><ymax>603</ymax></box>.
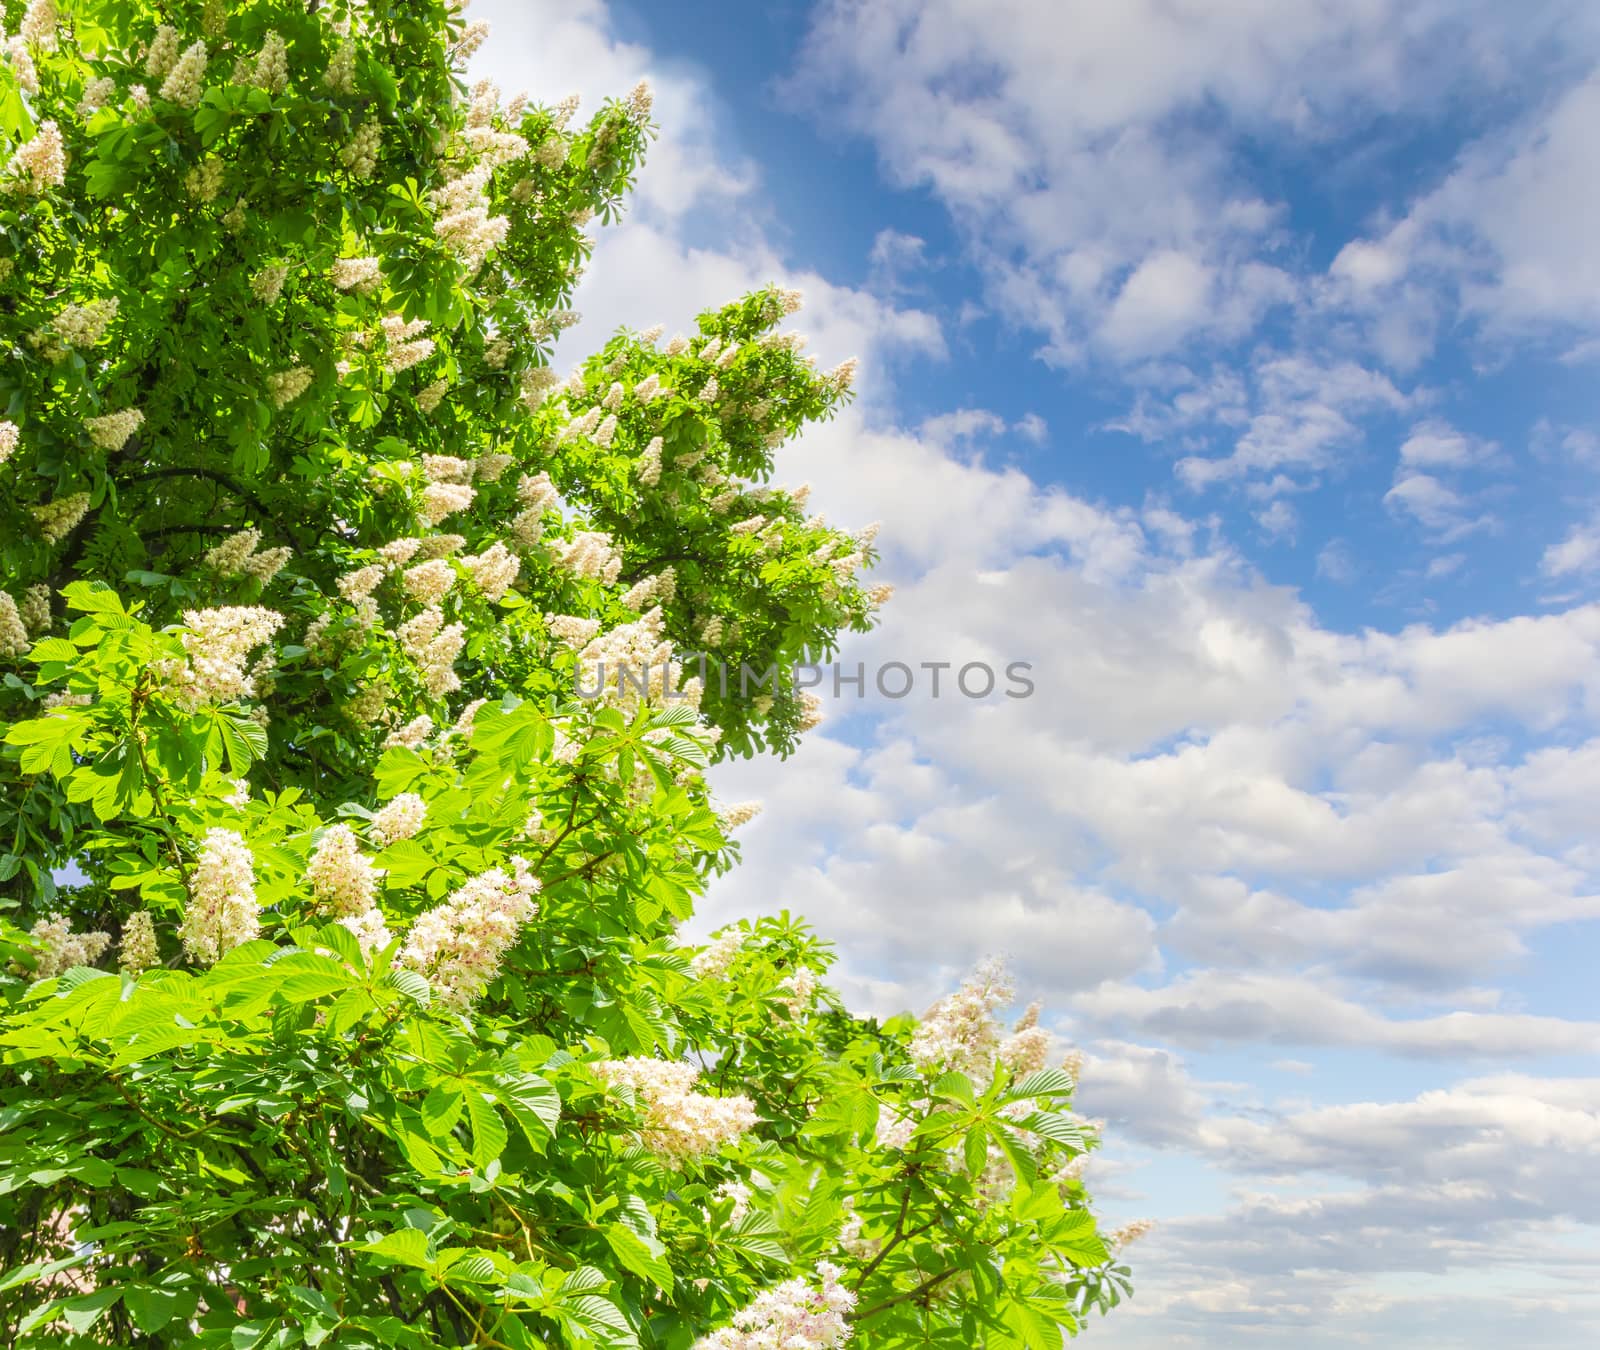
<box><xmin>1102</xmin><ymin>251</ymin><xmax>1216</xmax><ymax>358</ymax></box>
<box><xmin>793</xmin><ymin>0</ymin><xmax>1597</xmax><ymax>370</ymax></box>
<box><xmin>1335</xmin><ymin>71</ymin><xmax>1600</xmax><ymax>342</ymax></box>
<box><xmin>1075</xmin><ymin>971</ymin><xmax>1600</xmax><ymax>1057</ymax></box>
<box><xmin>1399</xmin><ymin>419</ymin><xmax>1498</xmax><ymax>469</ymax></box>
<box><xmin>1384</xmin><ymin>471</ymin><xmax>1495</xmax><ymax>540</ymax></box>
<box><xmin>1543</xmin><ymin>517</ymin><xmax>1600</xmax><ymax>578</ymax></box>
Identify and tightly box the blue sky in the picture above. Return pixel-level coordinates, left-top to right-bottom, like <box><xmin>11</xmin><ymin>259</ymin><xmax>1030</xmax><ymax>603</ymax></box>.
<box><xmin>477</xmin><ymin>3</ymin><xmax>1600</xmax><ymax>1344</ymax></box>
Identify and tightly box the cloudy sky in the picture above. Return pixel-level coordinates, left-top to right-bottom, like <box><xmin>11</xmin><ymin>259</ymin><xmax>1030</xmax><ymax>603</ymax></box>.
<box><xmin>474</xmin><ymin>2</ymin><xmax>1600</xmax><ymax>1344</ymax></box>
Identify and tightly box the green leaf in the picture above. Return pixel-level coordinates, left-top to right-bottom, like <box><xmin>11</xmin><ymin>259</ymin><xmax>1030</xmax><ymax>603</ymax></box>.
<box><xmin>420</xmin><ymin>1085</ymin><xmax>465</xmax><ymax>1138</ymax></box>
<box><xmin>497</xmin><ymin>1073</ymin><xmax>560</xmax><ymax>1152</ymax></box>
<box><xmin>125</xmin><ymin>1283</ymin><xmax>198</xmax><ymax>1334</ymax></box>
<box><xmin>1007</xmin><ymin>1068</ymin><xmax>1078</xmax><ymax>1101</ymax></box>
<box><xmin>60</xmin><ymin>1288</ymin><xmax>122</xmax><ymax>1333</ymax></box>
<box><xmin>465</xmin><ymin>1092</ymin><xmax>507</xmax><ymax>1169</ymax></box>
<box><xmin>964</xmin><ymin>1125</ymin><xmax>989</xmax><ymax>1176</ymax></box>
<box><xmin>386</xmin><ymin>967</ymin><xmax>432</xmax><ymax>1006</ymax></box>
<box><xmin>604</xmin><ymin>1219</ymin><xmax>673</xmax><ymax>1293</ymax></box>
<box><xmin>358</xmin><ymin>1229</ymin><xmax>432</xmax><ymax>1269</ymax></box>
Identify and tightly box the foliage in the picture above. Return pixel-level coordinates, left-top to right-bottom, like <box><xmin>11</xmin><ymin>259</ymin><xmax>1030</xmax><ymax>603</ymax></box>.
<box><xmin>0</xmin><ymin>1</ymin><xmax>1133</xmax><ymax>1345</ymax></box>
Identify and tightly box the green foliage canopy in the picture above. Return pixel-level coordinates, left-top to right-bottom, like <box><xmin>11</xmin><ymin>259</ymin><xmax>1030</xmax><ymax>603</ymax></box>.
<box><xmin>0</xmin><ymin>2</ymin><xmax>1136</xmax><ymax>1345</ymax></box>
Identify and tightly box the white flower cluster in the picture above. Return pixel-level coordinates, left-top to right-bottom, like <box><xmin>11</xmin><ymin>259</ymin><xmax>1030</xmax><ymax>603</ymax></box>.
<box><xmin>402</xmin><ymin>557</ymin><xmax>455</xmax><ymax>604</ymax></box>
<box><xmin>690</xmin><ymin>928</ymin><xmax>743</xmax><ymax>980</ymax></box>
<box><xmin>397</xmin><ymin>859</ymin><xmax>540</xmax><ymax>1009</ymax></box>
<box><xmin>454</xmin><ymin>19</ymin><xmax>490</xmax><ymax>59</ymax></box>
<box><xmin>713</xmin><ymin>1179</ymin><xmax>752</xmax><ymax>1223</ymax></box>
<box><xmin>250</xmin><ymin>263</ymin><xmax>288</xmax><ymax>303</ymax></box>
<box><xmin>332</xmin><ymin>255</ymin><xmax>382</xmax><ymax>293</ymax></box>
<box><xmin>417</xmin><ymin>379</ymin><xmax>449</xmax><ymax>413</ymax></box>
<box><xmin>596</xmin><ymin>1058</ymin><xmax>759</xmax><ymax>1167</ymax></box>
<box><xmin>185</xmin><ymin>156</ymin><xmax>225</xmax><ymax>202</ymax></box>
<box><xmin>719</xmin><ymin>802</ymin><xmax>762</xmax><ymax>830</ymax></box>
<box><xmin>163</xmin><ymin>606</ymin><xmax>284</xmax><ymax>710</ymax></box>
<box><xmin>463</xmin><ymin>81</ymin><xmax>528</xmax><ymax>167</ymax></box>
<box><xmin>340</xmin><ymin>121</ymin><xmax>381</xmax><ymax>177</ymax></box>
<box><xmin>33</xmin><ymin>492</ymin><xmax>90</xmax><ymax>545</ymax></box>
<box><xmin>422</xmin><ymin>453</ymin><xmax>472</xmax><ymax>483</ymax></box>
<box><xmin>419</xmin><ymin>480</ymin><xmax>475</xmax><ymax>526</ymax></box>
<box><xmin>202</xmin><ymin>528</ymin><xmax>292</xmax><ymax>584</ymax></box>
<box><xmin>382</xmin><ymin>313</ymin><xmax>434</xmax><ymax>372</ymax></box>
<box><xmin>551</xmin><ymin>530</ymin><xmax>622</xmax><ymax>584</ymax></box>
<box><xmin>340</xmin><ymin>906</ymin><xmax>394</xmax><ymax>958</ymax></box>
<box><xmin>462</xmin><ymin>541</ymin><xmax>519</xmax><ymax>601</ymax></box>
<box><xmin>31</xmin><ymin>298</ymin><xmax>117</xmax><ymax>360</ymax></box>
<box><xmin>780</xmin><ymin>968</ymin><xmax>817</xmax><ymax>1015</ymax></box>
<box><xmin>268</xmin><ymin>366</ymin><xmax>313</xmax><ymax>407</ymax></box>
<box><xmin>876</xmin><ymin>1105</ymin><xmax>917</xmax><ymax>1152</ymax></box>
<box><xmin>693</xmin><ymin>1263</ymin><xmax>855</xmax><ymax>1350</ymax></box>
<box><xmin>0</xmin><ymin>591</ymin><xmax>29</xmax><ymax>657</ymax></box>
<box><xmin>475</xmin><ymin>452</ymin><xmax>513</xmax><ymax>482</ymax></box>
<box><xmin>384</xmin><ymin>713</ymin><xmax>433</xmax><ymax>749</ymax></box>
<box><xmin>1108</xmin><ymin>1219</ymin><xmax>1156</xmax><ymax>1251</ymax></box>
<box><xmin>520</xmin><ymin>365</ymin><xmax>562</xmax><ymax>408</ymax></box>
<box><xmin>575</xmin><ymin>607</ymin><xmax>700</xmax><ymax>715</ymax></box>
<box><xmin>4</xmin><ymin>119</ymin><xmax>66</xmax><ymax>195</ymax></box>
<box><xmin>119</xmin><ymin>910</ymin><xmax>160</xmax><ymax>974</ymax></box>
<box><xmin>396</xmin><ymin>605</ymin><xmax>465</xmax><ymax>697</ymax></box>
<box><xmin>908</xmin><ymin>957</ymin><xmax>1013</xmax><ymax>1076</ymax></box>
<box><xmin>181</xmin><ymin>828</ymin><xmax>261</xmax><ymax>965</ymax></box>
<box><xmin>160</xmin><ymin>39</ymin><xmax>208</xmax><ymax>108</ymax></box>
<box><xmin>325</xmin><ymin>39</ymin><xmax>356</xmax><ymax>95</ymax></box>
<box><xmin>249</xmin><ymin>31</ymin><xmax>288</xmax><ymax>94</ymax></box>
<box><xmin>0</xmin><ymin>420</ymin><xmax>18</xmax><ymax>464</ymax></box>
<box><xmin>145</xmin><ymin>24</ymin><xmax>180</xmax><ymax>76</ymax></box>
<box><xmin>370</xmin><ymin>792</ymin><xmax>427</xmax><ymax>846</ymax></box>
<box><xmin>620</xmin><ymin>568</ymin><xmax>674</xmax><ymax>611</ymax></box>
<box><xmin>996</xmin><ymin>1002</ymin><xmax>1052</xmax><ymax>1077</ymax></box>
<box><xmin>20</xmin><ymin>912</ymin><xmax>111</xmax><ymax>980</ymax></box>
<box><xmin>19</xmin><ymin>0</ymin><xmax>58</xmax><ymax>50</ymax></box>
<box><xmin>429</xmin><ymin>165</ymin><xmax>508</xmax><ymax>273</ymax></box>
<box><xmin>84</xmin><ymin>408</ymin><xmax>144</xmax><ymax>451</ymax></box>
<box><xmin>546</xmin><ymin>614</ymin><xmax>600</xmax><ymax>648</ymax></box>
<box><xmin>306</xmin><ymin>822</ymin><xmax>381</xmax><ymax>917</ymax></box>
<box><xmin>337</xmin><ymin>562</ymin><xmax>385</xmax><ymax>607</ymax></box>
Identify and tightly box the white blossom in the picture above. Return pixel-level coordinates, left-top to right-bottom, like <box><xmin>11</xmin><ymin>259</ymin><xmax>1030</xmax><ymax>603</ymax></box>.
<box><xmin>691</xmin><ymin>929</ymin><xmax>743</xmax><ymax>980</ymax></box>
<box><xmin>159</xmin><ymin>40</ymin><xmax>208</xmax><ymax>109</ymax></box>
<box><xmin>33</xmin><ymin>493</ymin><xmax>91</xmax><ymax>545</ymax></box>
<box><xmin>84</xmin><ymin>408</ymin><xmax>144</xmax><ymax>451</ymax></box>
<box><xmin>908</xmin><ymin>958</ymin><xmax>1013</xmax><ymax>1077</ymax></box>
<box><xmin>398</xmin><ymin>860</ymin><xmax>540</xmax><ymax>1009</ymax></box>
<box><xmin>161</xmin><ymin>606</ymin><xmax>283</xmax><ymax>710</ymax></box>
<box><xmin>181</xmin><ymin>829</ymin><xmax>260</xmax><ymax>965</ymax></box>
<box><xmin>19</xmin><ymin>913</ymin><xmax>111</xmax><ymax>981</ymax></box>
<box><xmin>370</xmin><ymin>793</ymin><xmax>428</xmax><ymax>846</ymax></box>
<box><xmin>119</xmin><ymin>911</ymin><xmax>160</xmax><ymax>974</ymax></box>
<box><xmin>597</xmin><ymin>1058</ymin><xmax>758</xmax><ymax>1166</ymax></box>
<box><xmin>693</xmin><ymin>1263</ymin><xmax>854</xmax><ymax>1349</ymax></box>
<box><xmin>463</xmin><ymin>541</ymin><xmax>519</xmax><ymax>601</ymax></box>
<box><xmin>306</xmin><ymin>822</ymin><xmax>381</xmax><ymax>918</ymax></box>
<box><xmin>4</xmin><ymin>119</ymin><xmax>65</xmax><ymax>195</ymax></box>
<box><xmin>0</xmin><ymin>592</ymin><xmax>30</xmax><ymax>657</ymax></box>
